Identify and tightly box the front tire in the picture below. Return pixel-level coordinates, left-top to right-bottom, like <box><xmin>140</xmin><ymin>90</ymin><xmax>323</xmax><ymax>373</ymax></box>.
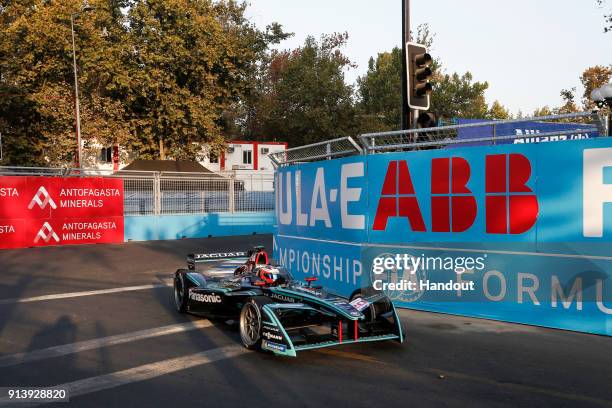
<box><xmin>174</xmin><ymin>271</ymin><xmax>188</xmax><ymax>313</ymax></box>
<box><xmin>239</xmin><ymin>297</ymin><xmax>273</xmax><ymax>350</ymax></box>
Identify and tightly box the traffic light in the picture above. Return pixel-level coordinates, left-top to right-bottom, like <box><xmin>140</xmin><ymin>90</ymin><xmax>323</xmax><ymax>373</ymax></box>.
<box><xmin>417</xmin><ymin>112</ymin><xmax>437</xmax><ymax>128</ymax></box>
<box><xmin>407</xmin><ymin>42</ymin><xmax>433</xmax><ymax>110</ymax></box>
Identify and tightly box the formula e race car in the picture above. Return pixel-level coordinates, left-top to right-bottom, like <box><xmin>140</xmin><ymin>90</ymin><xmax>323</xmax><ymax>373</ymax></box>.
<box><xmin>173</xmin><ymin>246</ymin><xmax>404</xmax><ymax>357</ymax></box>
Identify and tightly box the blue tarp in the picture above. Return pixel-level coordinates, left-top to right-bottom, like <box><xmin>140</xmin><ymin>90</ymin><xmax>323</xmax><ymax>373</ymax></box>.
<box><xmin>452</xmin><ymin>118</ymin><xmax>598</xmax><ymax>146</ymax></box>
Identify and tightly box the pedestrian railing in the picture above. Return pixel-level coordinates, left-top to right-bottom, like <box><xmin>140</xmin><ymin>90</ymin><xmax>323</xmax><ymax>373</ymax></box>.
<box><xmin>359</xmin><ymin>111</ymin><xmax>604</xmax><ymax>153</ymax></box>
<box><xmin>269</xmin><ymin>111</ymin><xmax>608</xmax><ymax>166</ymax></box>
<box><xmin>268</xmin><ymin>136</ymin><xmax>362</xmax><ymax>167</ymax></box>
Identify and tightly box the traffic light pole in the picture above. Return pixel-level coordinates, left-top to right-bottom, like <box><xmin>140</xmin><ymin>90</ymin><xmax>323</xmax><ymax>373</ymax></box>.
<box><xmin>401</xmin><ymin>0</ymin><xmax>411</xmax><ymax>130</ymax></box>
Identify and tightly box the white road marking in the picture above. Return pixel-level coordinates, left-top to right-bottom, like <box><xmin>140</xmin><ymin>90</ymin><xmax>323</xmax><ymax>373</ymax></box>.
<box><xmin>0</xmin><ymin>320</ymin><xmax>212</xmax><ymax>368</ymax></box>
<box><xmin>0</xmin><ymin>346</ymin><xmax>248</xmax><ymax>406</ymax></box>
<box><xmin>0</xmin><ymin>280</ymin><xmax>173</xmax><ymax>305</ymax></box>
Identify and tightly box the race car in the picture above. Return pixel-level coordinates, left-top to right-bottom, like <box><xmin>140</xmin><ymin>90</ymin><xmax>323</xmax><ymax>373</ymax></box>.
<box><xmin>174</xmin><ymin>246</ymin><xmax>404</xmax><ymax>357</ymax></box>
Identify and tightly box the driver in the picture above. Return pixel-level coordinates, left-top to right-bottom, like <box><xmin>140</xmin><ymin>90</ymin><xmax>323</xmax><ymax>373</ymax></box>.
<box><xmin>257</xmin><ymin>266</ymin><xmax>283</xmax><ymax>286</ymax></box>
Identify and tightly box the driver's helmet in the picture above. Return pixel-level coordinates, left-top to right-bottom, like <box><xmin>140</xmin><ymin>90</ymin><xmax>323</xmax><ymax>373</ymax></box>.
<box><xmin>257</xmin><ymin>265</ymin><xmax>282</xmax><ymax>285</ymax></box>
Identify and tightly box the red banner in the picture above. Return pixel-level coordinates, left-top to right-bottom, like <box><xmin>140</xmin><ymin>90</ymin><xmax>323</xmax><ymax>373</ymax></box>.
<box><xmin>0</xmin><ymin>176</ymin><xmax>124</xmax><ymax>249</ymax></box>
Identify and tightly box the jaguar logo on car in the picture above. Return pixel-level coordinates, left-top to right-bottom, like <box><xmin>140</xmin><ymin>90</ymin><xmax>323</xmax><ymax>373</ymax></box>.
<box><xmin>193</xmin><ymin>252</ymin><xmax>246</xmax><ymax>260</ymax></box>
<box><xmin>189</xmin><ymin>292</ymin><xmax>222</xmax><ymax>303</ymax></box>
<box><xmin>269</xmin><ymin>293</ymin><xmax>296</xmax><ymax>303</ymax></box>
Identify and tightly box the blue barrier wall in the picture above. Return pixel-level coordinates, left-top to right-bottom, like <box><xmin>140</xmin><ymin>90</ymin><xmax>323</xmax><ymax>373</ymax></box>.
<box><xmin>273</xmin><ymin>138</ymin><xmax>612</xmax><ymax>336</ymax></box>
<box><xmin>125</xmin><ymin>211</ymin><xmax>275</xmax><ymax>241</ymax></box>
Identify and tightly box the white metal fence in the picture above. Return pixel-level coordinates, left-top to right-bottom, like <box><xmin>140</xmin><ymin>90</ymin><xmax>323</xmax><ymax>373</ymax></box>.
<box><xmin>359</xmin><ymin>111</ymin><xmax>604</xmax><ymax>153</ymax></box>
<box><xmin>268</xmin><ymin>136</ymin><xmax>362</xmax><ymax>166</ymax></box>
<box><xmin>269</xmin><ymin>111</ymin><xmax>608</xmax><ymax>166</ymax></box>
<box><xmin>0</xmin><ymin>167</ymin><xmax>275</xmax><ymax>216</ymax></box>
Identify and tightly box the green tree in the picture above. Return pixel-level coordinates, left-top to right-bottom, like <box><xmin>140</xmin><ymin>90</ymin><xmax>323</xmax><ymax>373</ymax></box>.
<box><xmin>356</xmin><ymin>47</ymin><xmax>403</xmax><ymax>132</ymax></box>
<box><xmin>430</xmin><ymin>71</ymin><xmax>489</xmax><ymax>121</ymax></box>
<box><xmin>532</xmin><ymin>65</ymin><xmax>611</xmax><ymax>120</ymax></box>
<box><xmin>486</xmin><ymin>100</ymin><xmax>510</xmax><ymax>119</ymax></box>
<box><xmin>532</xmin><ymin>106</ymin><xmax>554</xmax><ymax>117</ymax></box>
<box><xmin>557</xmin><ymin>88</ymin><xmax>580</xmax><ymax>114</ymax></box>
<box><xmin>355</xmin><ymin>24</ymin><xmax>436</xmax><ymax>132</ymax></box>
<box><xmin>244</xmin><ymin>33</ymin><xmax>357</xmax><ymax>147</ymax></box>
<box><xmin>0</xmin><ymin>0</ymin><xmax>131</xmax><ymax>166</ymax></box>
<box><xmin>228</xmin><ymin>23</ymin><xmax>292</xmax><ymax>142</ymax></box>
<box><xmin>355</xmin><ymin>24</ymin><xmax>495</xmax><ymax>130</ymax></box>
<box><xmin>580</xmin><ymin>65</ymin><xmax>612</xmax><ymax>110</ymax></box>
<box><xmin>0</xmin><ymin>0</ymin><xmax>286</xmax><ymax>165</ymax></box>
<box><xmin>123</xmin><ymin>0</ymin><xmax>287</xmax><ymax>160</ymax></box>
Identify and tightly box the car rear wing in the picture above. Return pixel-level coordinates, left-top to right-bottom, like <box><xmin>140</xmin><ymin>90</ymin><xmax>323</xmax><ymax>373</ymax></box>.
<box><xmin>187</xmin><ymin>252</ymin><xmax>248</xmax><ymax>270</ymax></box>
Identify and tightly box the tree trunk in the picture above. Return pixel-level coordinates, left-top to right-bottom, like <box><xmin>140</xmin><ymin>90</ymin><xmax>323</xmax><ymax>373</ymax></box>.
<box><xmin>159</xmin><ymin>138</ymin><xmax>165</xmax><ymax>160</ymax></box>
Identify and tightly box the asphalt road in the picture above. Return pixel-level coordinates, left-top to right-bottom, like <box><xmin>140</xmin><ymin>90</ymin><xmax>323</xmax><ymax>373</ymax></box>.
<box><xmin>0</xmin><ymin>235</ymin><xmax>611</xmax><ymax>408</ymax></box>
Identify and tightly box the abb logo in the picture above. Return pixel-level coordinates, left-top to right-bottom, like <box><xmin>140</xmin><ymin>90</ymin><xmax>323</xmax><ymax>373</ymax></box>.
<box><xmin>485</xmin><ymin>154</ymin><xmax>539</xmax><ymax>234</ymax></box>
<box><xmin>373</xmin><ymin>154</ymin><xmax>539</xmax><ymax>234</ymax></box>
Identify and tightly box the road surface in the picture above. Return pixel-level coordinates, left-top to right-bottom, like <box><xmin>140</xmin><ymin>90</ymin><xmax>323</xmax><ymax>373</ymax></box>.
<box><xmin>0</xmin><ymin>235</ymin><xmax>610</xmax><ymax>407</ymax></box>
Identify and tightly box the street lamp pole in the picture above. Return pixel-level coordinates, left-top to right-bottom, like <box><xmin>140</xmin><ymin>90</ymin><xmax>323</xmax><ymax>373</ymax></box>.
<box><xmin>70</xmin><ymin>13</ymin><xmax>82</xmax><ymax>168</ymax></box>
<box><xmin>401</xmin><ymin>0</ymin><xmax>411</xmax><ymax>130</ymax></box>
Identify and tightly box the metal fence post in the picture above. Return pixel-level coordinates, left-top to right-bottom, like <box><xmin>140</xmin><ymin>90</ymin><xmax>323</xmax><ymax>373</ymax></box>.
<box><xmin>153</xmin><ymin>172</ymin><xmax>161</xmax><ymax>215</ymax></box>
<box><xmin>229</xmin><ymin>176</ymin><xmax>235</xmax><ymax>213</ymax></box>
<box><xmin>492</xmin><ymin>123</ymin><xmax>497</xmax><ymax>145</ymax></box>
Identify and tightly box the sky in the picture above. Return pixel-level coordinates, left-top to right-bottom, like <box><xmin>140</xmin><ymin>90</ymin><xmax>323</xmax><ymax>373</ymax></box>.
<box><xmin>245</xmin><ymin>0</ymin><xmax>611</xmax><ymax>115</ymax></box>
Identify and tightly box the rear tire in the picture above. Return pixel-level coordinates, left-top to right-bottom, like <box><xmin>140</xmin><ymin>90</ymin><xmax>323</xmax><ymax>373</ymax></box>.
<box><xmin>174</xmin><ymin>271</ymin><xmax>188</xmax><ymax>313</ymax></box>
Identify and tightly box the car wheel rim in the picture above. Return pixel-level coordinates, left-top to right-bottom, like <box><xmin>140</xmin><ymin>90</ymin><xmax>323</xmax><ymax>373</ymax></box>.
<box><xmin>240</xmin><ymin>303</ymin><xmax>261</xmax><ymax>346</ymax></box>
<box><xmin>174</xmin><ymin>277</ymin><xmax>183</xmax><ymax>309</ymax></box>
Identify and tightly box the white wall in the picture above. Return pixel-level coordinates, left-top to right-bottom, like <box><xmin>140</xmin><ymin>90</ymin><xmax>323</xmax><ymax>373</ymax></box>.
<box><xmin>200</xmin><ymin>141</ymin><xmax>286</xmax><ymax>172</ymax></box>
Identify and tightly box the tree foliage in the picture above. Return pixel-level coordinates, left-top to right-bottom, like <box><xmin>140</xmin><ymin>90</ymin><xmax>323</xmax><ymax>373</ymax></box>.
<box><xmin>580</xmin><ymin>65</ymin><xmax>612</xmax><ymax>109</ymax></box>
<box><xmin>355</xmin><ymin>24</ymin><xmax>441</xmax><ymax>132</ymax></box>
<box><xmin>532</xmin><ymin>65</ymin><xmax>612</xmax><ymax>117</ymax></box>
<box><xmin>1</xmin><ymin>0</ymin><xmax>132</xmax><ymax>165</ymax></box>
<box><xmin>532</xmin><ymin>106</ymin><xmax>554</xmax><ymax>117</ymax></box>
<box><xmin>240</xmin><ymin>33</ymin><xmax>357</xmax><ymax>147</ymax></box>
<box><xmin>2</xmin><ymin>7</ymin><xmax>551</xmax><ymax>162</ymax></box>
<box><xmin>356</xmin><ymin>47</ymin><xmax>403</xmax><ymax>132</ymax></box>
<box><xmin>355</xmin><ymin>23</ymin><xmax>494</xmax><ymax>130</ymax></box>
<box><xmin>597</xmin><ymin>0</ymin><xmax>612</xmax><ymax>32</ymax></box>
<box><xmin>430</xmin><ymin>71</ymin><xmax>489</xmax><ymax>121</ymax></box>
<box><xmin>0</xmin><ymin>0</ymin><xmax>286</xmax><ymax>165</ymax></box>
<box><xmin>486</xmin><ymin>100</ymin><xmax>510</xmax><ymax>120</ymax></box>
